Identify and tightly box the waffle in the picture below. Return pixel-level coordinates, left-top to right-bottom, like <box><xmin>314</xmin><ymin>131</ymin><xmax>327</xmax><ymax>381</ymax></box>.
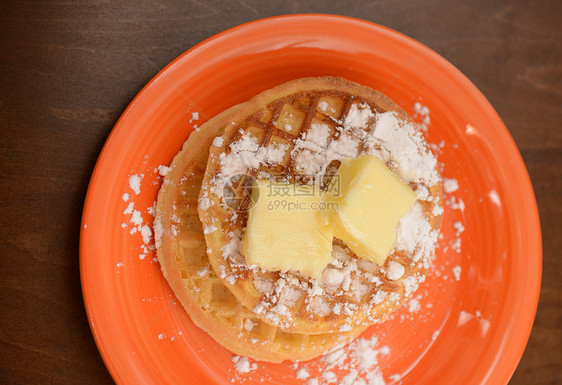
<box><xmin>198</xmin><ymin>77</ymin><xmax>443</xmax><ymax>334</ymax></box>
<box><xmin>155</xmin><ymin>104</ymin><xmax>366</xmax><ymax>363</ymax></box>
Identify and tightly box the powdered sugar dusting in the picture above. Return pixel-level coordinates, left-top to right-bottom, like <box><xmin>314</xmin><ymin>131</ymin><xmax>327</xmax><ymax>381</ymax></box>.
<box><xmin>122</xmin><ymin>185</ymin><xmax>155</xmax><ymax>258</ymax></box>
<box><xmin>296</xmin><ymin>368</ymin><xmax>310</xmax><ymax>379</ymax></box>
<box><xmin>157</xmin><ymin>165</ymin><xmax>171</xmax><ymax>177</ymax></box>
<box><xmin>286</xmin><ymin>335</ymin><xmax>391</xmax><ymax>385</ymax></box>
<box><xmin>408</xmin><ymin>298</ymin><xmax>420</xmax><ymax>313</ymax></box>
<box><xmin>213</xmin><ymin>136</ymin><xmax>224</xmax><ymax>147</ymax></box>
<box><xmin>452</xmin><ymin>265</ymin><xmax>461</xmax><ymax>281</ymax></box>
<box><xmin>386</xmin><ymin>261</ymin><xmax>405</xmax><ymax>281</ymax></box>
<box><xmin>306</xmin><ymin>121</ymin><xmax>332</xmax><ymax>148</ymax></box>
<box><xmin>413</xmin><ymin>101</ymin><xmax>430</xmax><ymax>132</ymax></box>
<box><xmin>232</xmin><ymin>356</ymin><xmax>257</xmax><ymax>374</ymax></box>
<box><xmin>396</xmin><ymin>203</ymin><xmax>437</xmax><ymax>261</ymax></box>
<box><xmin>189</xmin><ymin>111</ymin><xmax>199</xmax><ymax>123</ymax></box>
<box><xmin>153</xmin><ymin>218</ymin><xmax>163</xmax><ymax>248</ymax></box>
<box><xmin>344</xmin><ymin>103</ymin><xmax>373</xmax><ymax>130</ymax></box>
<box><xmin>129</xmin><ymin>174</ymin><xmax>142</xmax><ymax>195</ymax></box>
<box><xmin>215</xmin><ymin>133</ymin><xmax>290</xmax><ymax>191</ymax></box>
<box><xmin>443</xmin><ymin>178</ymin><xmax>459</xmax><ymax>193</ymax></box>
<box><xmin>369</xmin><ymin>112</ymin><xmax>438</xmax><ymax>186</ymax></box>
<box><xmin>122</xmin><ymin>162</ymin><xmax>180</xmax><ymax>262</ymax></box>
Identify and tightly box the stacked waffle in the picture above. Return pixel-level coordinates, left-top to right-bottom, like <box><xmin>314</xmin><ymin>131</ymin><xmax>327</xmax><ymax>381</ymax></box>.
<box><xmin>155</xmin><ymin>77</ymin><xmax>442</xmax><ymax>362</ymax></box>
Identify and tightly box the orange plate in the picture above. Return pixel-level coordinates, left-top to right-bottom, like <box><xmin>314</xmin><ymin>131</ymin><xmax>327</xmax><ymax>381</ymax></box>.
<box><xmin>80</xmin><ymin>15</ymin><xmax>541</xmax><ymax>385</ymax></box>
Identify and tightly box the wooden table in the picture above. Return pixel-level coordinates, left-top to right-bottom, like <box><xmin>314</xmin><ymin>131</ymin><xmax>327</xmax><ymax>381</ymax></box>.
<box><xmin>1</xmin><ymin>1</ymin><xmax>560</xmax><ymax>384</ymax></box>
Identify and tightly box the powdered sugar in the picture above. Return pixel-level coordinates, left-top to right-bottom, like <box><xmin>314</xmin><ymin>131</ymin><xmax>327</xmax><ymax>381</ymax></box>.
<box><xmin>140</xmin><ymin>224</ymin><xmax>152</xmax><ymax>245</ymax></box>
<box><xmin>369</xmin><ymin>112</ymin><xmax>439</xmax><ymax>186</ymax></box>
<box><xmin>452</xmin><ymin>265</ymin><xmax>461</xmax><ymax>281</ymax></box>
<box><xmin>386</xmin><ymin>261</ymin><xmax>405</xmax><ymax>281</ymax></box>
<box><xmin>322</xmin><ymin>371</ymin><xmax>337</xmax><ymax>383</ymax></box>
<box><xmin>305</xmin><ymin>121</ymin><xmax>332</xmax><ymax>148</ymax></box>
<box><xmin>408</xmin><ymin>298</ymin><xmax>420</xmax><ymax>313</ymax></box>
<box><xmin>396</xmin><ymin>203</ymin><xmax>437</xmax><ymax>261</ymax></box>
<box><xmin>157</xmin><ymin>165</ymin><xmax>171</xmax><ymax>177</ymax></box>
<box><xmin>317</xmin><ymin>100</ymin><xmax>330</xmax><ymax>112</ymax></box>
<box><xmin>217</xmin><ymin>133</ymin><xmax>290</xmax><ymax>185</ymax></box>
<box><xmin>293</xmin><ymin>124</ymin><xmax>361</xmax><ymax>176</ymax></box>
<box><xmin>232</xmin><ymin>356</ymin><xmax>257</xmax><ymax>373</ymax></box>
<box><xmin>287</xmin><ymin>335</ymin><xmax>391</xmax><ymax>385</ymax></box>
<box><xmin>203</xmin><ymin>224</ymin><xmax>218</xmax><ymax>234</ymax></box>
<box><xmin>129</xmin><ymin>174</ymin><xmax>142</xmax><ymax>195</ymax></box>
<box><xmin>344</xmin><ymin>103</ymin><xmax>373</xmax><ymax>131</ymax></box>
<box><xmin>413</xmin><ymin>101</ymin><xmax>430</xmax><ymax>132</ymax></box>
<box><xmin>243</xmin><ymin>319</ymin><xmax>256</xmax><ymax>332</ymax></box>
<box><xmin>453</xmin><ymin>221</ymin><xmax>464</xmax><ymax>235</ymax></box>
<box><xmin>296</xmin><ymin>368</ymin><xmax>310</xmax><ymax>379</ymax></box>
<box><xmin>123</xmin><ymin>202</ymin><xmax>134</xmax><ymax>215</ymax></box>
<box><xmin>447</xmin><ymin>196</ymin><xmax>465</xmax><ymax>211</ymax></box>
<box><xmin>153</xmin><ymin>218</ymin><xmax>163</xmax><ymax>248</ymax></box>
<box><xmin>122</xmin><ymin>164</ymin><xmax>176</xmax><ymax>261</ymax></box>
<box><xmin>443</xmin><ymin>178</ymin><xmax>459</xmax><ymax>193</ymax></box>
<box><xmin>323</xmin><ymin>268</ymin><xmax>345</xmax><ymax>286</ymax></box>
<box><xmin>213</xmin><ymin>136</ymin><xmax>224</xmax><ymax>147</ymax></box>
<box><xmin>199</xmin><ymin>195</ymin><xmax>212</xmax><ymax>211</ymax></box>
<box><xmin>123</xmin><ymin>196</ymin><xmax>155</xmax><ymax>257</ymax></box>
<box><xmin>189</xmin><ymin>111</ymin><xmax>199</xmax><ymax>123</ymax></box>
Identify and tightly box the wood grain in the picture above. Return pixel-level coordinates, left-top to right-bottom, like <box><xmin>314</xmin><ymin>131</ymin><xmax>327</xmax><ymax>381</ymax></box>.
<box><xmin>1</xmin><ymin>1</ymin><xmax>560</xmax><ymax>384</ymax></box>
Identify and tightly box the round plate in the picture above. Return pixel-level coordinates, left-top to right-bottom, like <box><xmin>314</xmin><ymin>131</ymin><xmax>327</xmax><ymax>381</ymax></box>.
<box><xmin>80</xmin><ymin>14</ymin><xmax>541</xmax><ymax>385</ymax></box>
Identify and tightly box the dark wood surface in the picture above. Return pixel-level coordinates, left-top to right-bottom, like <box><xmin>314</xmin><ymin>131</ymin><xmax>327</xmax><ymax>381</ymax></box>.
<box><xmin>1</xmin><ymin>1</ymin><xmax>560</xmax><ymax>384</ymax></box>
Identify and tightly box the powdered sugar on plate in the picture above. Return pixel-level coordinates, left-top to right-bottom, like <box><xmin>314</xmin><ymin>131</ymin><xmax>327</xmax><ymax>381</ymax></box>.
<box><xmin>121</xmin><ymin>166</ymin><xmax>172</xmax><ymax>262</ymax></box>
<box><xmin>413</xmin><ymin>101</ymin><xmax>430</xmax><ymax>132</ymax></box>
<box><xmin>443</xmin><ymin>178</ymin><xmax>459</xmax><ymax>193</ymax></box>
<box><xmin>129</xmin><ymin>174</ymin><xmax>142</xmax><ymax>195</ymax></box>
<box><xmin>232</xmin><ymin>356</ymin><xmax>258</xmax><ymax>373</ymax></box>
<box><xmin>228</xmin><ymin>335</ymin><xmax>393</xmax><ymax>384</ymax></box>
<box><xmin>287</xmin><ymin>335</ymin><xmax>390</xmax><ymax>385</ymax></box>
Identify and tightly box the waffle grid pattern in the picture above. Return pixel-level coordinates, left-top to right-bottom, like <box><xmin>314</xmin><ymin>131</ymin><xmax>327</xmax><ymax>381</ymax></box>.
<box><xmin>199</xmin><ymin>77</ymin><xmax>443</xmax><ymax>335</ymax></box>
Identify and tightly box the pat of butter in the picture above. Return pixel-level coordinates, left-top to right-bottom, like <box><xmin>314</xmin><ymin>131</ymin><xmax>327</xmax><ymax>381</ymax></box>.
<box><xmin>241</xmin><ymin>180</ymin><xmax>333</xmax><ymax>280</ymax></box>
<box><xmin>328</xmin><ymin>155</ymin><xmax>416</xmax><ymax>265</ymax></box>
